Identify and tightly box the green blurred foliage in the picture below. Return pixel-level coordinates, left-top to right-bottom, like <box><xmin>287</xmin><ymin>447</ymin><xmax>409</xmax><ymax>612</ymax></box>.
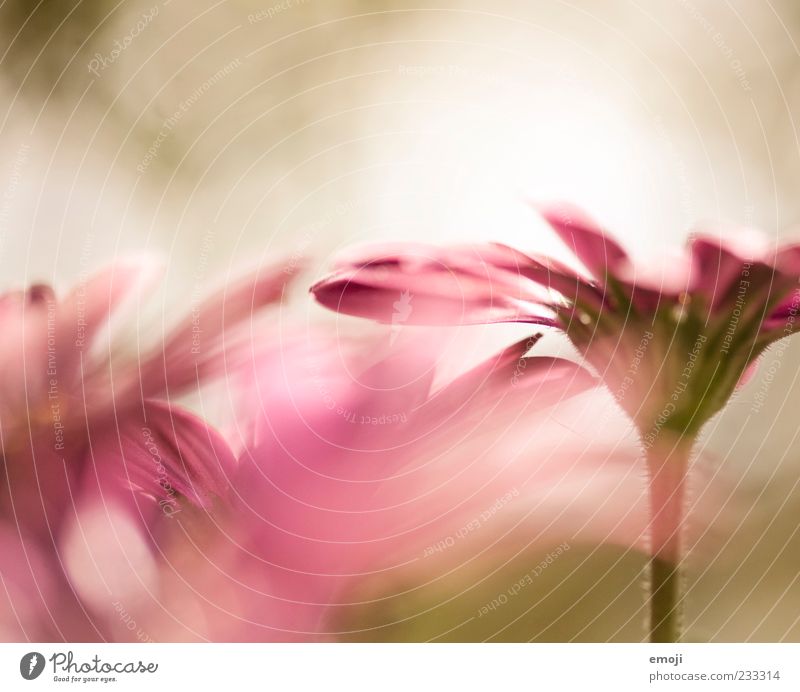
<box><xmin>336</xmin><ymin>544</ymin><xmax>649</xmax><ymax>642</ymax></box>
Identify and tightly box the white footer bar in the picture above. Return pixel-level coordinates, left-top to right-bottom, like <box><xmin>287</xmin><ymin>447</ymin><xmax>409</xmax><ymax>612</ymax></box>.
<box><xmin>1</xmin><ymin>643</ymin><xmax>797</xmax><ymax>691</ymax></box>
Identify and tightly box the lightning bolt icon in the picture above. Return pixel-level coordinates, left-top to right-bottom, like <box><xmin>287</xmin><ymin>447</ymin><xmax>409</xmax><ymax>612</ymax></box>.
<box><xmin>28</xmin><ymin>654</ymin><xmax>37</xmax><ymax>675</ymax></box>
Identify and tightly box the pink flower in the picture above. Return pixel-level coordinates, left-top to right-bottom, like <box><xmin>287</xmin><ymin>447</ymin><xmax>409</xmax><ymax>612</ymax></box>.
<box><xmin>124</xmin><ymin>332</ymin><xmax>602</xmax><ymax>641</ymax></box>
<box><xmin>312</xmin><ymin>204</ymin><xmax>800</xmax><ymax>437</ymax></box>
<box><xmin>311</xmin><ymin>203</ymin><xmax>800</xmax><ymax>642</ymax></box>
<box><xmin>0</xmin><ymin>260</ymin><xmax>295</xmax><ymax>640</ymax></box>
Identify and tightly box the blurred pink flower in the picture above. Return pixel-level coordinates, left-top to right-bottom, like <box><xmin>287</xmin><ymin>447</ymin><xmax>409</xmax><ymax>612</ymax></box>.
<box><xmin>0</xmin><ymin>260</ymin><xmax>295</xmax><ymax>640</ymax></box>
<box><xmin>125</xmin><ymin>332</ymin><xmax>628</xmax><ymax>642</ymax></box>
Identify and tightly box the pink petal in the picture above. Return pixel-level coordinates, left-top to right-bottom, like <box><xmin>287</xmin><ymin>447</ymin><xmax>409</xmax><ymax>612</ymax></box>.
<box><xmin>487</xmin><ymin>243</ymin><xmax>607</xmax><ymax>313</ymax></box>
<box><xmin>611</xmin><ymin>250</ymin><xmax>693</xmax><ymax>312</ymax></box>
<box><xmin>688</xmin><ymin>228</ymin><xmax>798</xmax><ymax>313</ymax></box>
<box><xmin>312</xmin><ymin>245</ymin><xmax>556</xmax><ymax>326</ymax></box>
<box><xmin>0</xmin><ymin>440</ymin><xmax>81</xmax><ymax>540</ymax></box>
<box><xmin>84</xmin><ymin>400</ymin><xmax>236</xmax><ymax>516</ymax></box>
<box><xmin>61</xmin><ymin>502</ymin><xmax>159</xmax><ymax>614</ymax></box>
<box><xmin>313</xmin><ymin>273</ymin><xmax>553</xmax><ymax>325</ymax></box>
<box><xmin>421</xmin><ymin>336</ymin><xmax>596</xmax><ymax>429</ymax></box>
<box><xmin>774</xmin><ymin>243</ymin><xmax>800</xmax><ymax>275</ymax></box>
<box><xmin>56</xmin><ymin>403</ymin><xmax>237</xmax><ymax>631</ymax></box>
<box><xmin>230</xmin><ymin>334</ymin><xmax>595</xmax><ymax>588</ymax></box>
<box><xmin>0</xmin><ymin>522</ymin><xmax>99</xmax><ymax>641</ymax></box>
<box><xmin>125</xmin><ymin>334</ymin><xmax>613</xmax><ymax>641</ymax></box>
<box><xmin>0</xmin><ymin>286</ymin><xmax>53</xmax><ymax>427</ymax></box>
<box><xmin>763</xmin><ymin>289</ymin><xmax>800</xmax><ymax>333</ymax></box>
<box><xmin>535</xmin><ymin>201</ymin><xmax>630</xmax><ymax>279</ymax></box>
<box><xmin>0</xmin><ymin>524</ymin><xmax>56</xmax><ymax>640</ymax></box>
<box><xmin>0</xmin><ymin>261</ymin><xmax>157</xmax><ymax>448</ymax></box>
<box><xmin>139</xmin><ymin>263</ymin><xmax>297</xmax><ymax>397</ymax></box>
<box><xmin>60</xmin><ymin>259</ymin><xmax>159</xmax><ymax>356</ymax></box>
<box><xmin>689</xmin><ymin>234</ymin><xmax>764</xmax><ymax>308</ymax></box>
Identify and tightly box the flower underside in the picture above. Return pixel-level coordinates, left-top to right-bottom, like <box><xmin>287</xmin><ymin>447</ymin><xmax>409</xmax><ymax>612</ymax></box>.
<box><xmin>557</xmin><ymin>273</ymin><xmax>791</xmax><ymax>438</ymax></box>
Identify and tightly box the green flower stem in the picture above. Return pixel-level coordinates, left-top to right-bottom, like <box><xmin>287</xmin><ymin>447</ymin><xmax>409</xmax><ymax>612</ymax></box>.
<box><xmin>645</xmin><ymin>434</ymin><xmax>693</xmax><ymax>643</ymax></box>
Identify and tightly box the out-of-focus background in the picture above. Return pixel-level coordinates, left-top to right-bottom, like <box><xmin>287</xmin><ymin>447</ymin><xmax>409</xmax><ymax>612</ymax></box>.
<box><xmin>2</xmin><ymin>0</ymin><xmax>800</xmax><ymax>641</ymax></box>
